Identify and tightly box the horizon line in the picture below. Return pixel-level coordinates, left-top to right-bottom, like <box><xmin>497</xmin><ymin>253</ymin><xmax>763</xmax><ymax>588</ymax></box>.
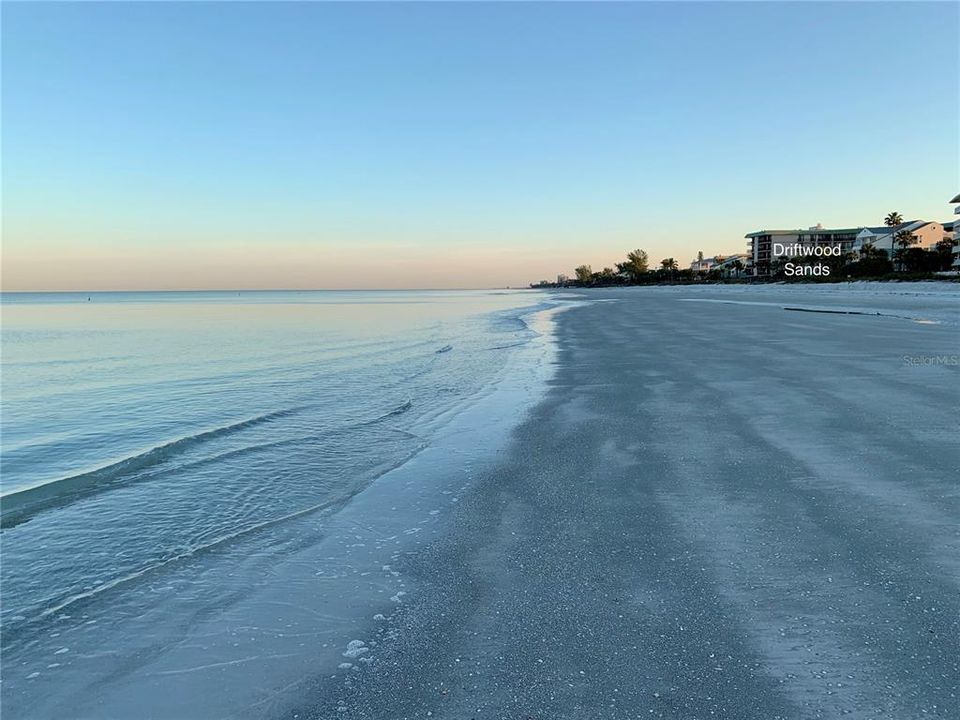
<box><xmin>0</xmin><ymin>286</ymin><xmax>532</xmax><ymax>295</ymax></box>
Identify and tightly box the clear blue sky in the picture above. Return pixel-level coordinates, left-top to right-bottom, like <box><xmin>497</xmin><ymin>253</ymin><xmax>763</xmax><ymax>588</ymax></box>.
<box><xmin>3</xmin><ymin>1</ymin><xmax>957</xmax><ymax>290</ymax></box>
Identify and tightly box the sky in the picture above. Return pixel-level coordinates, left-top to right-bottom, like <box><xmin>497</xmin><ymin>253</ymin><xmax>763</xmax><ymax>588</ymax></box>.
<box><xmin>3</xmin><ymin>1</ymin><xmax>958</xmax><ymax>291</ymax></box>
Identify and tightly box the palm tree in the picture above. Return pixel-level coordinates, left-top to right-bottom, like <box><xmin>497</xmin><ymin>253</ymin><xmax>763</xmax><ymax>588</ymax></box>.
<box><xmin>884</xmin><ymin>211</ymin><xmax>903</xmax><ymax>228</ymax></box>
<box><xmin>884</xmin><ymin>211</ymin><xmax>903</xmax><ymax>269</ymax></box>
<box><xmin>894</xmin><ymin>229</ymin><xmax>917</xmax><ymax>270</ymax></box>
<box><xmin>574</xmin><ymin>264</ymin><xmax>593</xmax><ymax>284</ymax></box>
<box><xmin>660</xmin><ymin>257</ymin><xmax>678</xmax><ymax>282</ymax></box>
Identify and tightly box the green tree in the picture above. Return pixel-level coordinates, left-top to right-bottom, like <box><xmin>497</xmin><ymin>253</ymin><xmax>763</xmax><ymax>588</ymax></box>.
<box><xmin>935</xmin><ymin>236</ymin><xmax>958</xmax><ymax>271</ymax></box>
<box><xmin>883</xmin><ymin>212</ymin><xmax>905</xmax><ymax>271</ymax></box>
<box><xmin>599</xmin><ymin>267</ymin><xmax>616</xmax><ymax>282</ymax></box>
<box><xmin>659</xmin><ymin>257</ymin><xmax>678</xmax><ymax>282</ymax></box>
<box><xmin>574</xmin><ymin>264</ymin><xmax>593</xmax><ymax>284</ymax></box>
<box><xmin>884</xmin><ymin>211</ymin><xmax>903</xmax><ymax>230</ymax></box>
<box><xmin>618</xmin><ymin>249</ymin><xmax>649</xmax><ymax>281</ymax></box>
<box><xmin>894</xmin><ymin>229</ymin><xmax>917</xmax><ymax>270</ymax></box>
<box><xmin>844</xmin><ymin>253</ymin><xmax>893</xmax><ymax>278</ymax></box>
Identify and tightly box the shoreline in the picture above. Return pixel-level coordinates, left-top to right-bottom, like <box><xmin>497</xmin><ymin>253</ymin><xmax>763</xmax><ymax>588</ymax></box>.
<box><xmin>534</xmin><ymin>276</ymin><xmax>960</xmax><ymax>290</ymax></box>
<box><xmin>4</xmin><ymin>285</ymin><xmax>958</xmax><ymax>718</ymax></box>
<box><xmin>1</xmin><ymin>300</ymin><xmax>571</xmax><ymax>719</ymax></box>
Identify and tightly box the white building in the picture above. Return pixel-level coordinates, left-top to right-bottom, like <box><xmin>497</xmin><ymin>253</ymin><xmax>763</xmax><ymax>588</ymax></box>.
<box><xmin>689</xmin><ymin>252</ymin><xmax>749</xmax><ymax>276</ymax></box>
<box><xmin>849</xmin><ymin>220</ymin><xmax>951</xmax><ymax>257</ymax></box>
<box><xmin>745</xmin><ymin>225</ymin><xmax>860</xmax><ymax>276</ymax></box>
<box><xmin>690</xmin><ymin>254</ymin><xmax>718</xmax><ymax>273</ymax></box>
<box><xmin>712</xmin><ymin>254</ymin><xmax>749</xmax><ymax>277</ymax></box>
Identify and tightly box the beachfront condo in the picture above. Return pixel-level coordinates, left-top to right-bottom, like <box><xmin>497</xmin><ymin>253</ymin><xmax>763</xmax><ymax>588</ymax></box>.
<box><xmin>953</xmin><ymin>193</ymin><xmax>960</xmax><ymax>268</ymax></box>
<box><xmin>745</xmin><ymin>225</ymin><xmax>861</xmax><ymax>277</ymax></box>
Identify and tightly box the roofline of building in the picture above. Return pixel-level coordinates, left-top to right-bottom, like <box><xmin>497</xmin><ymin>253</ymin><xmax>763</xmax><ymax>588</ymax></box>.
<box><xmin>745</xmin><ymin>220</ymin><xmax>945</xmax><ymax>239</ymax></box>
<box><xmin>744</xmin><ymin>228</ymin><xmax>863</xmax><ymax>238</ymax></box>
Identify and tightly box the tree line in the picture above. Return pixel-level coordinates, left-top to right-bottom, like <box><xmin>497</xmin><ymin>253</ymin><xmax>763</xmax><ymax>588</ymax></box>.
<box><xmin>569</xmin><ymin>250</ymin><xmax>672</xmax><ymax>286</ymax></box>
<box><xmin>543</xmin><ymin>211</ymin><xmax>956</xmax><ymax>288</ymax></box>
<box><xmin>557</xmin><ymin>249</ymin><xmax>742</xmax><ymax>288</ymax></box>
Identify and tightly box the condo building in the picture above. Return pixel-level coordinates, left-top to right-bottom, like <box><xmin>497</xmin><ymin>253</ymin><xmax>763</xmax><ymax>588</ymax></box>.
<box><xmin>747</xmin><ymin>217</ymin><xmax>956</xmax><ymax>276</ymax></box>
<box><xmin>745</xmin><ymin>225</ymin><xmax>860</xmax><ymax>277</ymax></box>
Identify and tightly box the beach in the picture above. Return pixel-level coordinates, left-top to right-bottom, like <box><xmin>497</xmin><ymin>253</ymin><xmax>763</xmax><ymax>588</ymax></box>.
<box><xmin>3</xmin><ymin>284</ymin><xmax>959</xmax><ymax>719</ymax></box>
<box><xmin>298</xmin><ymin>283</ymin><xmax>959</xmax><ymax>719</ymax></box>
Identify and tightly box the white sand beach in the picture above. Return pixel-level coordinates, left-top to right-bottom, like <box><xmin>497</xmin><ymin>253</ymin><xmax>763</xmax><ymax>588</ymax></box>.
<box><xmin>302</xmin><ymin>283</ymin><xmax>959</xmax><ymax>719</ymax></box>
<box><xmin>10</xmin><ymin>282</ymin><xmax>956</xmax><ymax>720</ymax></box>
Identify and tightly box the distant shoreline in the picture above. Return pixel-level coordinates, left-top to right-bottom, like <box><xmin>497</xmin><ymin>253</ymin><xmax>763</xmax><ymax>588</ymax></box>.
<box><xmin>532</xmin><ymin>274</ymin><xmax>960</xmax><ymax>290</ymax></box>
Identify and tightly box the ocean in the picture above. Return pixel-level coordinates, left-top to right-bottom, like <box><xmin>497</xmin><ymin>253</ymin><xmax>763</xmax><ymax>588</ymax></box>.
<box><xmin>0</xmin><ymin>289</ymin><xmax>561</xmax><ymax>715</ymax></box>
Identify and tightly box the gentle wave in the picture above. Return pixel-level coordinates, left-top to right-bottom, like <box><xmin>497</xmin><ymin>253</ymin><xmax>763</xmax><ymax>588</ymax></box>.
<box><xmin>353</xmin><ymin>400</ymin><xmax>414</xmax><ymax>428</ymax></box>
<box><xmin>0</xmin><ymin>400</ymin><xmax>420</xmax><ymax>529</ymax></box>
<box><xmin>0</xmin><ymin>289</ymin><xmax>550</xmax><ymax>693</ymax></box>
<box><xmin>0</xmin><ymin>408</ymin><xmax>301</xmax><ymax>529</ymax></box>
<box><xmin>3</xmin><ymin>443</ymin><xmax>426</xmax><ymax>638</ymax></box>
<box><xmin>158</xmin><ymin>402</ymin><xmax>419</xmax><ymax>475</ymax></box>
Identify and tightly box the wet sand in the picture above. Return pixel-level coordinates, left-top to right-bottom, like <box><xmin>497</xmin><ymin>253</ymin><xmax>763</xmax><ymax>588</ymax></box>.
<box><xmin>303</xmin><ymin>284</ymin><xmax>959</xmax><ymax>719</ymax></box>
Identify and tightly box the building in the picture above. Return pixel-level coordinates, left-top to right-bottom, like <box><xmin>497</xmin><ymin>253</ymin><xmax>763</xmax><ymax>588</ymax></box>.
<box><xmin>849</xmin><ymin>220</ymin><xmax>952</xmax><ymax>257</ymax></box>
<box><xmin>952</xmin><ymin>193</ymin><xmax>960</xmax><ymax>268</ymax></box>
<box><xmin>712</xmin><ymin>253</ymin><xmax>750</xmax><ymax>277</ymax></box>
<box><xmin>747</xmin><ymin>218</ymin><xmax>955</xmax><ymax>275</ymax></box>
<box><xmin>690</xmin><ymin>253</ymin><xmax>748</xmax><ymax>276</ymax></box>
<box><xmin>689</xmin><ymin>252</ymin><xmax>717</xmax><ymax>273</ymax></box>
<box><xmin>745</xmin><ymin>224</ymin><xmax>860</xmax><ymax>277</ymax></box>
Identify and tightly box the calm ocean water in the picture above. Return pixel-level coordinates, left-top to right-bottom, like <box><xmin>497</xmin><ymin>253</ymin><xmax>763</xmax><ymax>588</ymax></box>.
<box><xmin>0</xmin><ymin>290</ymin><xmax>551</xmax><ymax>670</ymax></box>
